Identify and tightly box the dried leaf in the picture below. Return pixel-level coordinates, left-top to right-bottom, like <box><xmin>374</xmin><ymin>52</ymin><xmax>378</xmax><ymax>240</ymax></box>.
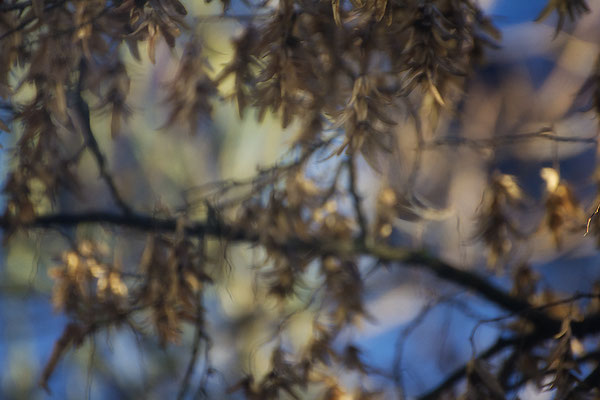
<box><xmin>428</xmin><ymin>79</ymin><xmax>446</xmax><ymax>107</ymax></box>
<box><xmin>147</xmin><ymin>25</ymin><xmax>158</xmax><ymax>64</ymax></box>
<box><xmin>32</xmin><ymin>0</ymin><xmax>44</xmax><ymax>18</ymax></box>
<box><xmin>170</xmin><ymin>0</ymin><xmax>187</xmax><ymax>15</ymax></box>
<box><xmin>468</xmin><ymin>359</ymin><xmax>505</xmax><ymax>400</ymax></box>
<box><xmin>374</xmin><ymin>0</ymin><xmax>387</xmax><ymax>22</ymax></box>
<box><xmin>332</xmin><ymin>0</ymin><xmax>342</xmax><ymax>26</ymax></box>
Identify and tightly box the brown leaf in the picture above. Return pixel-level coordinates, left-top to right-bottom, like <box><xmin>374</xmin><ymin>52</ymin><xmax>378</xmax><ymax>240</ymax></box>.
<box><xmin>374</xmin><ymin>0</ymin><xmax>387</xmax><ymax>22</ymax></box>
<box><xmin>32</xmin><ymin>0</ymin><xmax>44</xmax><ymax>18</ymax></box>
<box><xmin>170</xmin><ymin>0</ymin><xmax>187</xmax><ymax>15</ymax></box>
<box><xmin>468</xmin><ymin>359</ymin><xmax>505</xmax><ymax>400</ymax></box>
<box><xmin>147</xmin><ymin>25</ymin><xmax>158</xmax><ymax>64</ymax></box>
<box><xmin>111</xmin><ymin>107</ymin><xmax>121</xmax><ymax>138</ymax></box>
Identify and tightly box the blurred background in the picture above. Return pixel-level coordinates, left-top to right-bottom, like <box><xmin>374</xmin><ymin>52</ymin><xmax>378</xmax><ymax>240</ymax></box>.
<box><xmin>2</xmin><ymin>0</ymin><xmax>600</xmax><ymax>399</ymax></box>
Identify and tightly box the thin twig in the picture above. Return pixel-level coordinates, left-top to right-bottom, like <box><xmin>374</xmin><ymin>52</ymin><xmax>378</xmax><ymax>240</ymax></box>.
<box><xmin>176</xmin><ymin>319</ymin><xmax>204</xmax><ymax>400</ymax></box>
<box><xmin>194</xmin><ymin>13</ymin><xmax>271</xmax><ymax>22</ymax></box>
<box><xmin>347</xmin><ymin>155</ymin><xmax>367</xmax><ymax>241</ymax></box>
<box><xmin>70</xmin><ymin>61</ymin><xmax>132</xmax><ymax>215</ymax></box>
<box><xmin>184</xmin><ymin>137</ymin><xmax>336</xmax><ymax>211</ymax></box>
<box><xmin>426</xmin><ymin>127</ymin><xmax>598</xmax><ymax>150</ymax></box>
<box><xmin>392</xmin><ymin>295</ymin><xmax>455</xmax><ymax>399</ymax></box>
<box><xmin>416</xmin><ymin>333</ymin><xmax>540</xmax><ymax>400</ymax></box>
<box><xmin>472</xmin><ymin>291</ymin><xmax>600</xmax><ymax>333</ymax></box>
<box><xmin>192</xmin><ymin>339</ymin><xmax>217</xmax><ymax>399</ymax></box>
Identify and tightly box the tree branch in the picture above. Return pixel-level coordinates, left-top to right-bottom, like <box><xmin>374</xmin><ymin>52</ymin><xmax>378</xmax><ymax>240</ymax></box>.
<box><xmin>1</xmin><ymin>209</ymin><xmax>559</xmax><ymax>331</ymax></box>
<box><xmin>416</xmin><ymin>327</ymin><xmax>559</xmax><ymax>400</ymax></box>
<box><xmin>365</xmin><ymin>245</ymin><xmax>560</xmax><ymax>332</ymax></box>
<box><xmin>417</xmin><ymin>311</ymin><xmax>600</xmax><ymax>399</ymax></box>
<box><xmin>8</xmin><ymin>209</ymin><xmax>600</xmax><ymax>397</ymax></box>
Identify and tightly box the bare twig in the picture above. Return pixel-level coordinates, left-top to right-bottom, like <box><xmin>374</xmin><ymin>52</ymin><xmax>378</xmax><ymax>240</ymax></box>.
<box><xmin>194</xmin><ymin>13</ymin><xmax>271</xmax><ymax>22</ymax></box>
<box><xmin>347</xmin><ymin>155</ymin><xmax>367</xmax><ymax>241</ymax></box>
<box><xmin>426</xmin><ymin>127</ymin><xmax>597</xmax><ymax>150</ymax></box>
<box><xmin>471</xmin><ymin>291</ymin><xmax>600</xmax><ymax>338</ymax></box>
<box><xmin>565</xmin><ymin>363</ymin><xmax>600</xmax><ymax>398</ymax></box>
<box><xmin>69</xmin><ymin>61</ymin><xmax>132</xmax><ymax>214</ymax></box>
<box><xmin>176</xmin><ymin>318</ymin><xmax>205</xmax><ymax>400</ymax></box>
<box><xmin>184</xmin><ymin>137</ymin><xmax>336</xmax><ymax>210</ymax></box>
<box><xmin>416</xmin><ymin>332</ymin><xmax>542</xmax><ymax>400</ymax></box>
<box><xmin>392</xmin><ymin>294</ymin><xmax>455</xmax><ymax>399</ymax></box>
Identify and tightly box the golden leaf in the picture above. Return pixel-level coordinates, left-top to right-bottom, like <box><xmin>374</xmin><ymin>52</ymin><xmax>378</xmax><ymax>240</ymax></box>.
<box><xmin>374</xmin><ymin>0</ymin><xmax>387</xmax><ymax>22</ymax></box>
<box><xmin>541</xmin><ymin>167</ymin><xmax>560</xmax><ymax>192</ymax></box>
<box><xmin>428</xmin><ymin>79</ymin><xmax>445</xmax><ymax>107</ymax></box>
<box><xmin>332</xmin><ymin>0</ymin><xmax>342</xmax><ymax>26</ymax></box>
<box><xmin>54</xmin><ymin>82</ymin><xmax>67</xmax><ymax>121</ymax></box>
<box><xmin>147</xmin><ymin>24</ymin><xmax>157</xmax><ymax>64</ymax></box>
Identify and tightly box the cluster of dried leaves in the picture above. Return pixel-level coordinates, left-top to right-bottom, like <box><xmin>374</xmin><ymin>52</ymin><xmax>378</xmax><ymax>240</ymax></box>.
<box><xmin>475</xmin><ymin>167</ymin><xmax>588</xmax><ymax>268</ymax></box>
<box><xmin>40</xmin><ymin>222</ymin><xmax>210</xmax><ymax>390</ymax></box>
<box><xmin>214</xmin><ymin>0</ymin><xmax>501</xmax><ymax>157</ymax></box>
<box><xmin>2</xmin><ymin>0</ymin><xmax>600</xmax><ymax>399</ymax></box>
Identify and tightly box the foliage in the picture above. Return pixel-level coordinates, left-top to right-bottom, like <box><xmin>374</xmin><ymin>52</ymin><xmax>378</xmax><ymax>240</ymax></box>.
<box><xmin>1</xmin><ymin>0</ymin><xmax>600</xmax><ymax>399</ymax></box>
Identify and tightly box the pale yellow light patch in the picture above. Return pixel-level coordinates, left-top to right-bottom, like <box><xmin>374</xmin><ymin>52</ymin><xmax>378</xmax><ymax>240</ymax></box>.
<box><xmin>324</xmin><ymin>199</ymin><xmax>337</xmax><ymax>213</ymax></box>
<box><xmin>79</xmin><ymin>241</ymin><xmax>93</xmax><ymax>256</ymax></box>
<box><xmin>109</xmin><ymin>272</ymin><xmax>128</xmax><ymax>296</ymax></box>
<box><xmin>89</xmin><ymin>260</ymin><xmax>105</xmax><ymax>278</ymax></box>
<box><xmin>313</xmin><ymin>208</ymin><xmax>325</xmax><ymax>223</ymax></box>
<box><xmin>557</xmin><ymin>38</ymin><xmax>598</xmax><ymax>77</ymax></box>
<box><xmin>498</xmin><ymin>174</ymin><xmax>522</xmax><ymax>200</ymax></box>
<box><xmin>285</xmin><ymin>311</ymin><xmax>314</xmax><ymax>351</ymax></box>
<box><xmin>379</xmin><ymin>223</ymin><xmax>392</xmax><ymax>238</ymax></box>
<box><xmin>66</xmin><ymin>252</ymin><xmax>80</xmax><ymax>274</ymax></box>
<box><xmin>570</xmin><ymin>338</ymin><xmax>584</xmax><ymax>356</ymax></box>
<box><xmin>540</xmin><ymin>168</ymin><xmax>560</xmax><ymax>192</ymax></box>
<box><xmin>379</xmin><ymin>187</ymin><xmax>397</xmax><ymax>207</ymax></box>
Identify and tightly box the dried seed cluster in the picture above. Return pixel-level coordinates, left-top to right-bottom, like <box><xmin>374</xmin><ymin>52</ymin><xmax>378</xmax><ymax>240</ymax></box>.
<box><xmin>1</xmin><ymin>0</ymin><xmax>599</xmax><ymax>399</ymax></box>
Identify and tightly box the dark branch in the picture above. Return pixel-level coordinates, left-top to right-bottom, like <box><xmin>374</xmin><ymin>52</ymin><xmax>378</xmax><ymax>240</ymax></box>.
<box><xmin>418</xmin><ymin>310</ymin><xmax>600</xmax><ymax>399</ymax></box>
<box><xmin>1</xmin><ymin>209</ymin><xmax>560</xmax><ymax>331</ymax></box>
<box><xmin>8</xmin><ymin>211</ymin><xmax>600</xmax><ymax>398</ymax></box>
<box><xmin>368</xmin><ymin>246</ymin><xmax>560</xmax><ymax>333</ymax></box>
<box><xmin>417</xmin><ymin>329</ymin><xmax>555</xmax><ymax>400</ymax></box>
